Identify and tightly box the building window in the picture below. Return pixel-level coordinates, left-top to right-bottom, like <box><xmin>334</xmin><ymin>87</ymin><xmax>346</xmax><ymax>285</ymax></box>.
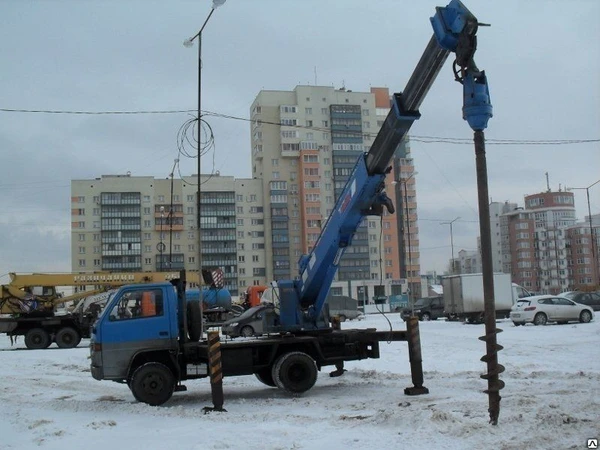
<box><xmin>305</xmin><ymin>107</ymin><xmax>312</xmax><ymax>115</ymax></box>
<box><xmin>252</xmin><ymin>255</ymin><xmax>259</xmax><ymax>262</ymax></box>
<box><xmin>239</xmin><ymin>255</ymin><xmax>245</xmax><ymax>263</ymax></box>
<box><xmin>78</xmin><ymin>259</ymin><xmax>86</xmax><ymax>267</ymax></box>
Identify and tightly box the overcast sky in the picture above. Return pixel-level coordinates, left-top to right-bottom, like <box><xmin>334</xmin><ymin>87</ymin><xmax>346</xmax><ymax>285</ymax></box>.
<box><xmin>1</xmin><ymin>0</ymin><xmax>599</xmax><ymax>282</ymax></box>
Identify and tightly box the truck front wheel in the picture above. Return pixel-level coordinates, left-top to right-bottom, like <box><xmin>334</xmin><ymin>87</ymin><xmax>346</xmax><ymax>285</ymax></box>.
<box><xmin>272</xmin><ymin>352</ymin><xmax>318</xmax><ymax>394</ymax></box>
<box><xmin>55</xmin><ymin>327</ymin><xmax>81</xmax><ymax>349</ymax></box>
<box><xmin>130</xmin><ymin>362</ymin><xmax>175</xmax><ymax>406</ymax></box>
<box><xmin>25</xmin><ymin>328</ymin><xmax>51</xmax><ymax>350</ymax></box>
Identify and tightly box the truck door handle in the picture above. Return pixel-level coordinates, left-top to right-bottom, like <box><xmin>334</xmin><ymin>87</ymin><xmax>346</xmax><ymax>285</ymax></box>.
<box><xmin>159</xmin><ymin>331</ymin><xmax>168</xmax><ymax>336</ymax></box>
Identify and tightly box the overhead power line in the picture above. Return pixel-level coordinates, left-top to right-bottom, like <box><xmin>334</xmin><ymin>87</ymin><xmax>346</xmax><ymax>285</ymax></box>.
<box><xmin>0</xmin><ymin>108</ymin><xmax>195</xmax><ymax>115</ymax></box>
<box><xmin>1</xmin><ymin>107</ymin><xmax>598</xmax><ymax>146</ymax></box>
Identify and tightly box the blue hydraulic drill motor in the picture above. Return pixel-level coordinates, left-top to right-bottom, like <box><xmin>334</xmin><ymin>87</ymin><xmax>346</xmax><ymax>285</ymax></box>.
<box><xmin>463</xmin><ymin>70</ymin><xmax>493</xmax><ymax>131</ymax></box>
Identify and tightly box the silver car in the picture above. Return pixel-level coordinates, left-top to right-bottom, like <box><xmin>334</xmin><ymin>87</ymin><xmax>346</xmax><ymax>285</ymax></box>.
<box><xmin>510</xmin><ymin>295</ymin><xmax>594</xmax><ymax>326</ymax></box>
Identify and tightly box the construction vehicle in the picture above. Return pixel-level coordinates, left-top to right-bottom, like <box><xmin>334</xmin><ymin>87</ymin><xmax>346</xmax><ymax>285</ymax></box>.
<box><xmin>240</xmin><ymin>285</ymin><xmax>269</xmax><ymax>309</ymax></box>
<box><xmin>91</xmin><ymin>0</ymin><xmax>492</xmax><ymax>406</ymax></box>
<box><xmin>0</xmin><ymin>270</ymin><xmax>231</xmax><ymax>349</ymax></box>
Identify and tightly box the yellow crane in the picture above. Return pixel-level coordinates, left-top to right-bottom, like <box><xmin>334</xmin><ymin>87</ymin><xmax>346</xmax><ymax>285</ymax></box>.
<box><xmin>0</xmin><ymin>270</ymin><xmax>203</xmax><ymax>349</ymax></box>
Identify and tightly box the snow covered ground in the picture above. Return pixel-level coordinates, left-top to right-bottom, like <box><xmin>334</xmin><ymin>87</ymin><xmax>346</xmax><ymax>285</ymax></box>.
<box><xmin>1</xmin><ymin>314</ymin><xmax>598</xmax><ymax>450</ymax></box>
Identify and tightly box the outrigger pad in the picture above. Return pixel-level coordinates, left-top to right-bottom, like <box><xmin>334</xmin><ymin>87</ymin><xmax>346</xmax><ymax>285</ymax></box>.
<box><xmin>404</xmin><ymin>386</ymin><xmax>429</xmax><ymax>396</ymax></box>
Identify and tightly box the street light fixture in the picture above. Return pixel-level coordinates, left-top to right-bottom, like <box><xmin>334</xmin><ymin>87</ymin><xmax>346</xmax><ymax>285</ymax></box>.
<box><xmin>567</xmin><ymin>179</ymin><xmax>600</xmax><ymax>287</ymax></box>
<box><xmin>184</xmin><ymin>0</ymin><xmax>227</xmax><ymax>337</ymax></box>
<box><xmin>441</xmin><ymin>217</ymin><xmax>461</xmax><ymax>274</ymax></box>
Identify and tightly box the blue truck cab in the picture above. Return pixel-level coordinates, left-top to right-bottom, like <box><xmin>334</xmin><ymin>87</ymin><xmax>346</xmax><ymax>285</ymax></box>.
<box><xmin>90</xmin><ymin>282</ymin><xmax>181</xmax><ymax>382</ymax></box>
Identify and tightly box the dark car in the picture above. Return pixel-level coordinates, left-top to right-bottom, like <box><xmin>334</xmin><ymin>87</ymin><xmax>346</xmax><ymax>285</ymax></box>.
<box><xmin>221</xmin><ymin>304</ymin><xmax>279</xmax><ymax>338</ymax></box>
<box><xmin>560</xmin><ymin>291</ymin><xmax>600</xmax><ymax>311</ymax></box>
<box><xmin>401</xmin><ymin>296</ymin><xmax>444</xmax><ymax>321</ymax></box>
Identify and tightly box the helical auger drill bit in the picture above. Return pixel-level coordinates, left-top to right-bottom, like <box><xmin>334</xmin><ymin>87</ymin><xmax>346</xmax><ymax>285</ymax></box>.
<box><xmin>479</xmin><ymin>326</ymin><xmax>505</xmax><ymax>425</ymax></box>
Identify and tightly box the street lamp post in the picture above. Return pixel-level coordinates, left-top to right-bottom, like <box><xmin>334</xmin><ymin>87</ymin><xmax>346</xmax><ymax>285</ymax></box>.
<box><xmin>568</xmin><ymin>179</ymin><xmax>600</xmax><ymax>287</ymax></box>
<box><xmin>394</xmin><ymin>171</ymin><xmax>418</xmax><ymax>315</ymax></box>
<box><xmin>184</xmin><ymin>0</ymin><xmax>226</xmax><ymax>337</ymax></box>
<box><xmin>168</xmin><ymin>158</ymin><xmax>179</xmax><ymax>271</ymax></box>
<box><xmin>441</xmin><ymin>217</ymin><xmax>460</xmax><ymax>274</ymax></box>
<box><xmin>159</xmin><ymin>206</ymin><xmax>165</xmax><ymax>271</ymax></box>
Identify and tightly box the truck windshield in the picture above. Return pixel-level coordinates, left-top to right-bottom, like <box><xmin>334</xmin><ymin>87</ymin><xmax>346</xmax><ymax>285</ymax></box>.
<box><xmin>413</xmin><ymin>299</ymin><xmax>426</xmax><ymax>308</ymax></box>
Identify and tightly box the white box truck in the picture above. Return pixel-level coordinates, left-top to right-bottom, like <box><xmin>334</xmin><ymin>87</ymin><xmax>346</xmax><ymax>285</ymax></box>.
<box><xmin>442</xmin><ymin>273</ymin><xmax>531</xmax><ymax>323</ymax></box>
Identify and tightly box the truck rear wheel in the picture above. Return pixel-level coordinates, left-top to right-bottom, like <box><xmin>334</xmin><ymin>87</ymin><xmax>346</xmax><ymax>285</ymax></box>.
<box><xmin>25</xmin><ymin>328</ymin><xmax>51</xmax><ymax>350</ymax></box>
<box><xmin>55</xmin><ymin>327</ymin><xmax>81</xmax><ymax>349</ymax></box>
<box><xmin>130</xmin><ymin>362</ymin><xmax>175</xmax><ymax>406</ymax></box>
<box><xmin>255</xmin><ymin>367</ymin><xmax>276</xmax><ymax>387</ymax></box>
<box><xmin>272</xmin><ymin>351</ymin><xmax>318</xmax><ymax>394</ymax></box>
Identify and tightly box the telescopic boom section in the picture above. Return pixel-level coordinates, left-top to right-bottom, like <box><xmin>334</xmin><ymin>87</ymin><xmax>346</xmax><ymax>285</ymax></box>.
<box><xmin>277</xmin><ymin>0</ymin><xmax>485</xmax><ymax>329</ymax></box>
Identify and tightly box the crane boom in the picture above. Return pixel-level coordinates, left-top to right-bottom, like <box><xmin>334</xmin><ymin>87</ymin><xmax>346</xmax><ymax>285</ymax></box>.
<box><xmin>278</xmin><ymin>0</ymin><xmax>492</xmax><ymax>330</ymax></box>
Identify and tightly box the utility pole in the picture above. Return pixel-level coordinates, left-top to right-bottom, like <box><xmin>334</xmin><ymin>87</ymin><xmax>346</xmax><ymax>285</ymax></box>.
<box><xmin>184</xmin><ymin>0</ymin><xmax>227</xmax><ymax>337</ymax></box>
<box><xmin>441</xmin><ymin>217</ymin><xmax>460</xmax><ymax>274</ymax></box>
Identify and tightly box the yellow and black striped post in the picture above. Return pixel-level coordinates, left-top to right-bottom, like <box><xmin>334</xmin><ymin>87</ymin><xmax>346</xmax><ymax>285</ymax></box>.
<box><xmin>203</xmin><ymin>330</ymin><xmax>226</xmax><ymax>413</ymax></box>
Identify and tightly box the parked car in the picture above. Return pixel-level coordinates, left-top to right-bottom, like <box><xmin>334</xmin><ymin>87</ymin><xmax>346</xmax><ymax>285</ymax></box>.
<box><xmin>510</xmin><ymin>295</ymin><xmax>594</xmax><ymax>326</ymax></box>
<box><xmin>221</xmin><ymin>304</ymin><xmax>279</xmax><ymax>338</ymax></box>
<box><xmin>559</xmin><ymin>291</ymin><xmax>600</xmax><ymax>311</ymax></box>
<box><xmin>401</xmin><ymin>296</ymin><xmax>444</xmax><ymax>322</ymax></box>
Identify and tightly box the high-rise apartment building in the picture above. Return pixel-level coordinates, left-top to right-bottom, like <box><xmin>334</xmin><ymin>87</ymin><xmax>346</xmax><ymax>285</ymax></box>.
<box><xmin>565</xmin><ymin>213</ymin><xmax>600</xmax><ymax>288</ymax></box>
<box><xmin>250</xmin><ymin>85</ymin><xmax>420</xmax><ymax>298</ymax></box>
<box><xmin>71</xmin><ymin>85</ymin><xmax>422</xmax><ymax>300</ymax></box>
<box><xmin>500</xmin><ymin>191</ymin><xmax>577</xmax><ymax>294</ymax></box>
<box><xmin>71</xmin><ymin>174</ymin><xmax>266</xmax><ymax>295</ymax></box>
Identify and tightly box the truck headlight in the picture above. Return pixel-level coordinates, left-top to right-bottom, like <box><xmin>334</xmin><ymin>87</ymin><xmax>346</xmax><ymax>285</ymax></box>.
<box><xmin>228</xmin><ymin>322</ymin><xmax>238</xmax><ymax>327</ymax></box>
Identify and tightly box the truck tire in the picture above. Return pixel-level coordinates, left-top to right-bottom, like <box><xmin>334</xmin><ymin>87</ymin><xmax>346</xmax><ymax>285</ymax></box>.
<box><xmin>130</xmin><ymin>362</ymin><xmax>175</xmax><ymax>406</ymax></box>
<box><xmin>255</xmin><ymin>367</ymin><xmax>276</xmax><ymax>387</ymax></box>
<box><xmin>187</xmin><ymin>299</ymin><xmax>202</xmax><ymax>341</ymax></box>
<box><xmin>24</xmin><ymin>328</ymin><xmax>51</xmax><ymax>350</ymax></box>
<box><xmin>272</xmin><ymin>351</ymin><xmax>318</xmax><ymax>394</ymax></box>
<box><xmin>420</xmin><ymin>313</ymin><xmax>431</xmax><ymax>321</ymax></box>
<box><xmin>55</xmin><ymin>327</ymin><xmax>81</xmax><ymax>349</ymax></box>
